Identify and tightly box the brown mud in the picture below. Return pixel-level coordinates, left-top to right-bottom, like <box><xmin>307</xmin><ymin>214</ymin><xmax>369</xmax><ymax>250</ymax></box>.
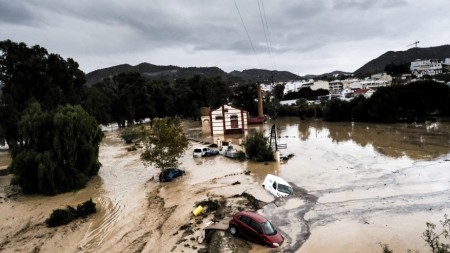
<box><xmin>0</xmin><ymin>119</ymin><xmax>449</xmax><ymax>253</ymax></box>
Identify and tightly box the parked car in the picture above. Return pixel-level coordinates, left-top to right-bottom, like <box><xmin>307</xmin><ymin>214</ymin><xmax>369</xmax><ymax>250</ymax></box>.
<box><xmin>193</xmin><ymin>146</ymin><xmax>218</xmax><ymax>157</ymax></box>
<box><xmin>229</xmin><ymin>211</ymin><xmax>284</xmax><ymax>247</ymax></box>
<box><xmin>192</xmin><ymin>147</ymin><xmax>207</xmax><ymax>157</ymax></box>
<box><xmin>203</xmin><ymin>148</ymin><xmax>219</xmax><ymax>156</ymax></box>
<box><xmin>159</xmin><ymin>168</ymin><xmax>185</xmax><ymax>182</ymax></box>
<box><xmin>262</xmin><ymin>174</ymin><xmax>293</xmax><ymax>197</ymax></box>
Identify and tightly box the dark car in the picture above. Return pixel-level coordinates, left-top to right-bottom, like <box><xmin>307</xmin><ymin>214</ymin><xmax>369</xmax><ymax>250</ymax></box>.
<box><xmin>159</xmin><ymin>168</ymin><xmax>185</xmax><ymax>182</ymax></box>
<box><xmin>204</xmin><ymin>148</ymin><xmax>219</xmax><ymax>156</ymax></box>
<box><xmin>229</xmin><ymin>211</ymin><xmax>284</xmax><ymax>247</ymax></box>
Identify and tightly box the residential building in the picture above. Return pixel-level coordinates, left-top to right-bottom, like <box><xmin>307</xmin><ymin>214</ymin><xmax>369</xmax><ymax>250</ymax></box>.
<box><xmin>410</xmin><ymin>59</ymin><xmax>443</xmax><ymax>77</ymax></box>
<box><xmin>329</xmin><ymin>80</ymin><xmax>344</xmax><ymax>96</ymax></box>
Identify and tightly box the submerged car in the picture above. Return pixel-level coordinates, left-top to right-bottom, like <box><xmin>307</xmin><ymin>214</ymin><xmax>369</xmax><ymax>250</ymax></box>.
<box><xmin>193</xmin><ymin>146</ymin><xmax>218</xmax><ymax>157</ymax></box>
<box><xmin>203</xmin><ymin>148</ymin><xmax>219</xmax><ymax>156</ymax></box>
<box><xmin>159</xmin><ymin>168</ymin><xmax>185</xmax><ymax>182</ymax></box>
<box><xmin>229</xmin><ymin>211</ymin><xmax>284</xmax><ymax>247</ymax></box>
<box><xmin>193</xmin><ymin>146</ymin><xmax>206</xmax><ymax>157</ymax></box>
<box><xmin>262</xmin><ymin>174</ymin><xmax>293</xmax><ymax>197</ymax></box>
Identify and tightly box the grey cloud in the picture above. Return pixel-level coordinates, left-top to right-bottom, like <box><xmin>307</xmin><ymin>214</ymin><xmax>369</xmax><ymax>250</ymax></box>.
<box><xmin>0</xmin><ymin>1</ymin><xmax>40</xmax><ymax>25</ymax></box>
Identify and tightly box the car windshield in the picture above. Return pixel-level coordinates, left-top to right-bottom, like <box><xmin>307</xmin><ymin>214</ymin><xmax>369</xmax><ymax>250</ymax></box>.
<box><xmin>278</xmin><ymin>183</ymin><xmax>293</xmax><ymax>194</ymax></box>
<box><xmin>261</xmin><ymin>221</ymin><xmax>276</xmax><ymax>235</ymax></box>
<box><xmin>194</xmin><ymin>149</ymin><xmax>202</xmax><ymax>152</ymax></box>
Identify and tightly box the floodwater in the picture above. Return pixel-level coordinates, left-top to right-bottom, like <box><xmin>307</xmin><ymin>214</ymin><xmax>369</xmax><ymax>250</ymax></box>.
<box><xmin>188</xmin><ymin>117</ymin><xmax>450</xmax><ymax>252</ymax></box>
<box><xmin>1</xmin><ymin>118</ymin><xmax>450</xmax><ymax>253</ymax></box>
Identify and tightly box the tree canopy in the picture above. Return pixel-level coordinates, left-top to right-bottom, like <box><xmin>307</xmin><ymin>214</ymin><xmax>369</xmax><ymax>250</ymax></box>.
<box><xmin>1</xmin><ymin>40</ymin><xmax>103</xmax><ymax>195</ymax></box>
<box><xmin>0</xmin><ymin>40</ymin><xmax>86</xmax><ymax>155</ymax></box>
<box><xmin>11</xmin><ymin>104</ymin><xmax>103</xmax><ymax>195</ymax></box>
<box><xmin>82</xmin><ymin>74</ymin><xmax>232</xmax><ymax>126</ymax></box>
<box><xmin>244</xmin><ymin>132</ymin><xmax>274</xmax><ymax>162</ymax></box>
<box><xmin>140</xmin><ymin>117</ymin><xmax>189</xmax><ymax>171</ymax></box>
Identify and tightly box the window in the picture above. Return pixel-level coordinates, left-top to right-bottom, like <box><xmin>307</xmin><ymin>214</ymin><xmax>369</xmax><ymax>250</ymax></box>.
<box><xmin>215</xmin><ymin>116</ymin><xmax>223</xmax><ymax>120</ymax></box>
<box><xmin>250</xmin><ymin>220</ymin><xmax>263</xmax><ymax>234</ymax></box>
<box><xmin>261</xmin><ymin>221</ymin><xmax>276</xmax><ymax>235</ymax></box>
<box><xmin>239</xmin><ymin>215</ymin><xmax>251</xmax><ymax>225</ymax></box>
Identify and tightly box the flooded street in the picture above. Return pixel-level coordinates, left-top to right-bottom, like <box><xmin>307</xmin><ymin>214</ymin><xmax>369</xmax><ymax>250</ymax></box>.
<box><xmin>246</xmin><ymin>118</ymin><xmax>450</xmax><ymax>252</ymax></box>
<box><xmin>188</xmin><ymin>118</ymin><xmax>450</xmax><ymax>252</ymax></box>
<box><xmin>1</xmin><ymin>118</ymin><xmax>449</xmax><ymax>252</ymax></box>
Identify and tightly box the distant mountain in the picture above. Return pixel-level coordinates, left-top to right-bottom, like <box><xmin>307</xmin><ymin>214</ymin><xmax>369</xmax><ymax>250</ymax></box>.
<box><xmin>85</xmin><ymin>63</ymin><xmax>228</xmax><ymax>85</ymax></box>
<box><xmin>354</xmin><ymin>45</ymin><xmax>450</xmax><ymax>76</ymax></box>
<box><xmin>229</xmin><ymin>69</ymin><xmax>300</xmax><ymax>82</ymax></box>
<box><xmin>85</xmin><ymin>63</ymin><xmax>305</xmax><ymax>85</ymax></box>
<box><xmin>302</xmin><ymin>70</ymin><xmax>353</xmax><ymax>80</ymax></box>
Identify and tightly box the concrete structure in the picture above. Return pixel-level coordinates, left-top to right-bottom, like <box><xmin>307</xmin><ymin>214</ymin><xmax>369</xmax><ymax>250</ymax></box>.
<box><xmin>329</xmin><ymin>80</ymin><xmax>344</xmax><ymax>95</ymax></box>
<box><xmin>284</xmin><ymin>80</ymin><xmax>314</xmax><ymax>94</ymax></box>
<box><xmin>310</xmin><ymin>80</ymin><xmax>329</xmax><ymax>90</ymax></box>
<box><xmin>410</xmin><ymin>59</ymin><xmax>443</xmax><ymax>77</ymax></box>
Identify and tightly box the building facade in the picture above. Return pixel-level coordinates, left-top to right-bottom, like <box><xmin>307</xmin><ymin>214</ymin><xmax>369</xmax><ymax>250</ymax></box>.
<box><xmin>201</xmin><ymin>104</ymin><xmax>248</xmax><ymax>135</ymax></box>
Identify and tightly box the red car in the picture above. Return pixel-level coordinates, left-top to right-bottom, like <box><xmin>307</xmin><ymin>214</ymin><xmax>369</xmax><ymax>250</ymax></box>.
<box><xmin>229</xmin><ymin>211</ymin><xmax>284</xmax><ymax>247</ymax></box>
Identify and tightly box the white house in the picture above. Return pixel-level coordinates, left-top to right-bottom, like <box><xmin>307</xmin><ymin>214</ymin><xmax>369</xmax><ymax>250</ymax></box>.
<box><xmin>410</xmin><ymin>59</ymin><xmax>443</xmax><ymax>77</ymax></box>
<box><xmin>201</xmin><ymin>104</ymin><xmax>248</xmax><ymax>135</ymax></box>
<box><xmin>284</xmin><ymin>79</ymin><xmax>314</xmax><ymax>94</ymax></box>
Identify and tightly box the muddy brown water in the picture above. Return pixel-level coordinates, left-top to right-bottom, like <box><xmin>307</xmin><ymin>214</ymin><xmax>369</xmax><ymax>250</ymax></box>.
<box><xmin>187</xmin><ymin>118</ymin><xmax>450</xmax><ymax>252</ymax></box>
<box><xmin>1</xmin><ymin>118</ymin><xmax>449</xmax><ymax>252</ymax></box>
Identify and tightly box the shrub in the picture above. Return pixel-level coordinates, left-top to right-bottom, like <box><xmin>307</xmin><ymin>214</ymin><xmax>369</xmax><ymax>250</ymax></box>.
<box><xmin>45</xmin><ymin>199</ymin><xmax>96</xmax><ymax>227</ymax></box>
<box><xmin>45</xmin><ymin>208</ymin><xmax>77</xmax><ymax>227</ymax></box>
<box><xmin>76</xmin><ymin>199</ymin><xmax>97</xmax><ymax>217</ymax></box>
<box><xmin>120</xmin><ymin>127</ymin><xmax>141</xmax><ymax>144</ymax></box>
<box><xmin>423</xmin><ymin>214</ymin><xmax>450</xmax><ymax>253</ymax></box>
<box><xmin>244</xmin><ymin>132</ymin><xmax>274</xmax><ymax>162</ymax></box>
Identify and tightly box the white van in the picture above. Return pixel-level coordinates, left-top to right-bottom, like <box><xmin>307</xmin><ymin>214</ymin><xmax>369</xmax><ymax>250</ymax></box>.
<box><xmin>193</xmin><ymin>146</ymin><xmax>207</xmax><ymax>157</ymax></box>
<box><xmin>262</xmin><ymin>174</ymin><xmax>293</xmax><ymax>197</ymax></box>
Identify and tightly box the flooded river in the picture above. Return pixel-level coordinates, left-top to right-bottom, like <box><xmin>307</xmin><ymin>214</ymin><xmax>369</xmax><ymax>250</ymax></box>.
<box><xmin>189</xmin><ymin>117</ymin><xmax>450</xmax><ymax>252</ymax></box>
<box><xmin>1</xmin><ymin>118</ymin><xmax>449</xmax><ymax>253</ymax></box>
<box><xmin>248</xmin><ymin>118</ymin><xmax>450</xmax><ymax>252</ymax></box>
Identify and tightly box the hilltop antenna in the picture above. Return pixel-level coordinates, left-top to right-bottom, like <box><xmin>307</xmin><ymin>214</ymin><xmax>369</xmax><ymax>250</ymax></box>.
<box><xmin>407</xmin><ymin>41</ymin><xmax>420</xmax><ymax>48</ymax></box>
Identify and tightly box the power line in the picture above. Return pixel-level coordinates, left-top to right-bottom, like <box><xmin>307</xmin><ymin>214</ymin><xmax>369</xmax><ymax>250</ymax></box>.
<box><xmin>233</xmin><ymin>0</ymin><xmax>262</xmax><ymax>69</ymax></box>
<box><xmin>257</xmin><ymin>0</ymin><xmax>275</xmax><ymax>71</ymax></box>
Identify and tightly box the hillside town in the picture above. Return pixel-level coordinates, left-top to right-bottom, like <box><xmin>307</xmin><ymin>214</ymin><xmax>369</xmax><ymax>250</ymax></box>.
<box><xmin>264</xmin><ymin>58</ymin><xmax>450</xmax><ymax>106</ymax></box>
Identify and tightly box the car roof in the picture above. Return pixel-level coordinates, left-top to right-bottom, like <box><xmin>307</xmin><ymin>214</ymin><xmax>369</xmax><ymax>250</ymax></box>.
<box><xmin>236</xmin><ymin>211</ymin><xmax>267</xmax><ymax>223</ymax></box>
<box><xmin>264</xmin><ymin>174</ymin><xmax>291</xmax><ymax>187</ymax></box>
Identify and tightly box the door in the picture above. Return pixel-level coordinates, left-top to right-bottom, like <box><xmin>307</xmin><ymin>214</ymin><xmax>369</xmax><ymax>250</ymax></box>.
<box><xmin>230</xmin><ymin>115</ymin><xmax>238</xmax><ymax>128</ymax></box>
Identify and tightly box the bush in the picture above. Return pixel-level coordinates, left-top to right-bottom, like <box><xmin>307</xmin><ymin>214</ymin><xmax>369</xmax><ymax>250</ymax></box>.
<box><xmin>76</xmin><ymin>198</ymin><xmax>97</xmax><ymax>217</ymax></box>
<box><xmin>45</xmin><ymin>208</ymin><xmax>77</xmax><ymax>227</ymax></box>
<box><xmin>244</xmin><ymin>132</ymin><xmax>274</xmax><ymax>162</ymax></box>
<box><xmin>45</xmin><ymin>199</ymin><xmax>96</xmax><ymax>227</ymax></box>
<box><xmin>120</xmin><ymin>127</ymin><xmax>141</xmax><ymax>144</ymax></box>
<box><xmin>423</xmin><ymin>214</ymin><xmax>450</xmax><ymax>253</ymax></box>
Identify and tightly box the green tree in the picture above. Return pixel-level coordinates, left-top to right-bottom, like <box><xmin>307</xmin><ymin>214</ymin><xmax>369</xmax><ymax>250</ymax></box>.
<box><xmin>0</xmin><ymin>40</ymin><xmax>86</xmax><ymax>156</ymax></box>
<box><xmin>230</xmin><ymin>82</ymin><xmax>258</xmax><ymax>116</ymax></box>
<box><xmin>112</xmin><ymin>72</ymin><xmax>153</xmax><ymax>127</ymax></box>
<box><xmin>244</xmin><ymin>132</ymin><xmax>274</xmax><ymax>162</ymax></box>
<box><xmin>11</xmin><ymin>103</ymin><xmax>103</xmax><ymax>195</ymax></box>
<box><xmin>272</xmin><ymin>84</ymin><xmax>285</xmax><ymax>101</ymax></box>
<box><xmin>140</xmin><ymin>117</ymin><xmax>189</xmax><ymax>171</ymax></box>
<box><xmin>173</xmin><ymin>75</ymin><xmax>231</xmax><ymax>119</ymax></box>
<box><xmin>82</xmin><ymin>79</ymin><xmax>117</xmax><ymax>125</ymax></box>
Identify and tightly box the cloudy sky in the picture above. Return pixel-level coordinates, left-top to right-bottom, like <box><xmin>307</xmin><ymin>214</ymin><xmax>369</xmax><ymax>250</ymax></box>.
<box><xmin>1</xmin><ymin>0</ymin><xmax>449</xmax><ymax>76</ymax></box>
